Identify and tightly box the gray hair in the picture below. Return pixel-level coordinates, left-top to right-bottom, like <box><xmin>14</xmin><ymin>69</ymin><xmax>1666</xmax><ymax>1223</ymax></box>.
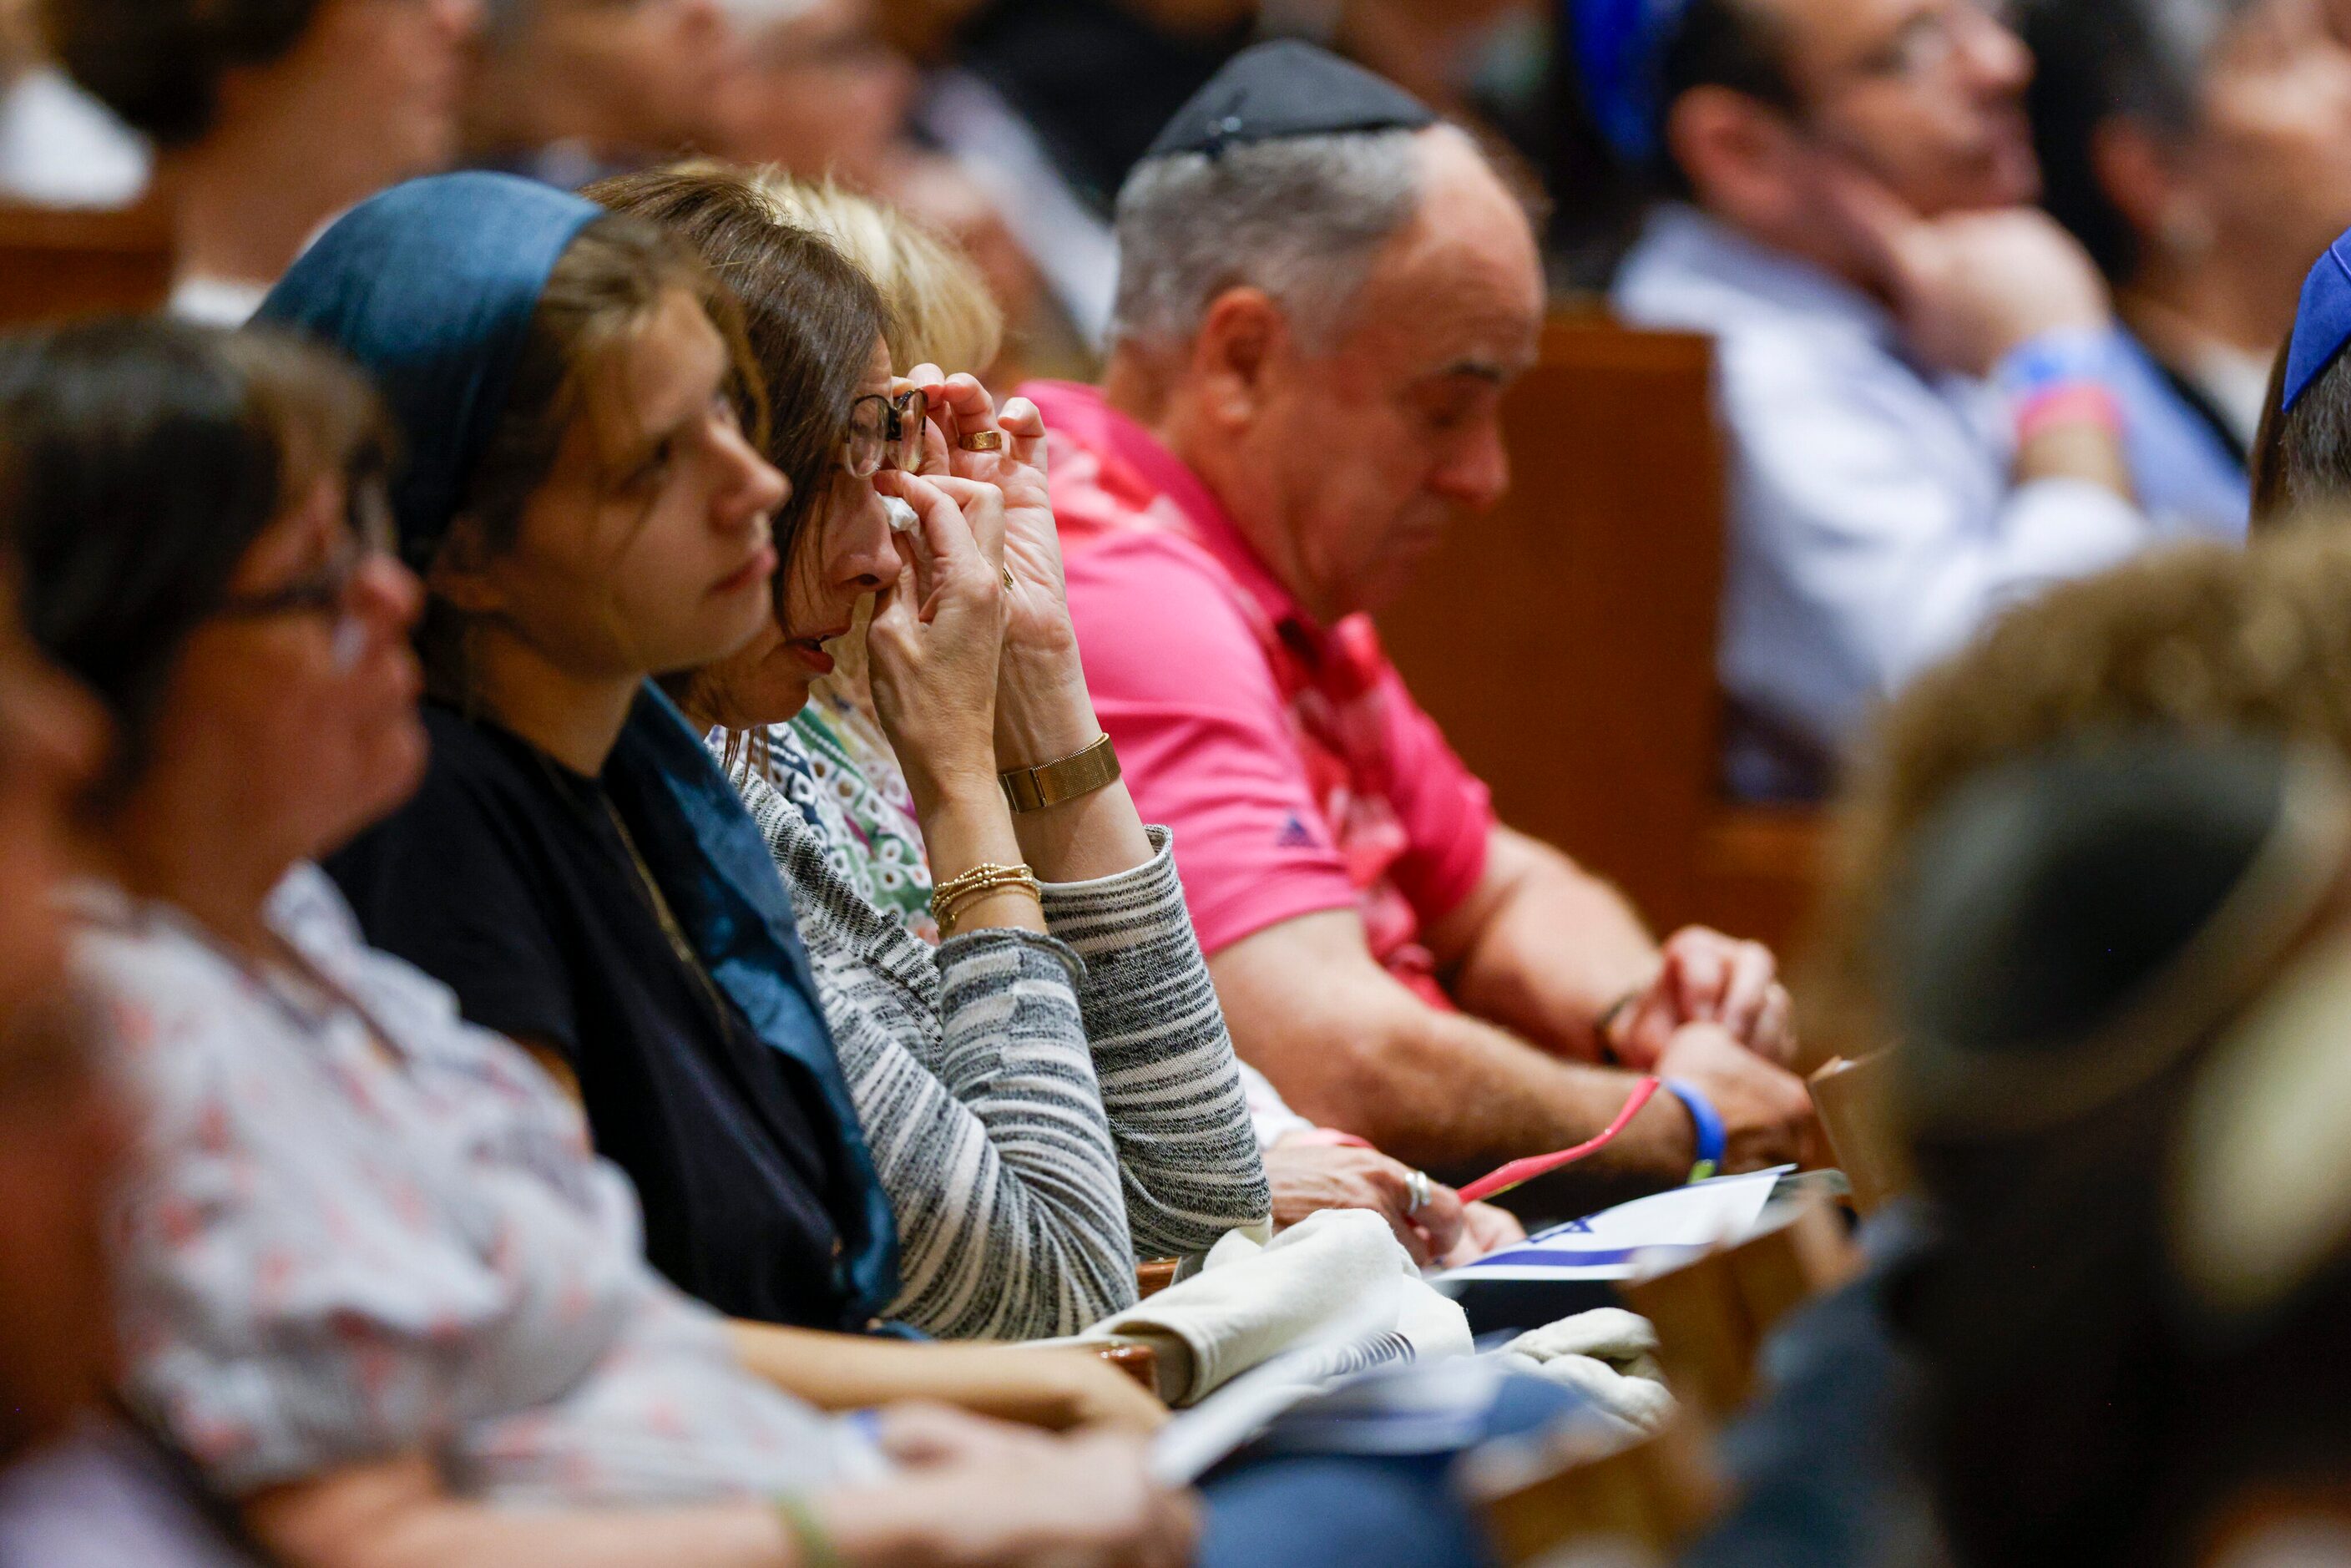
<box><xmin>1108</xmin><ymin>126</ymin><xmax>1431</xmax><ymax>357</ymax></box>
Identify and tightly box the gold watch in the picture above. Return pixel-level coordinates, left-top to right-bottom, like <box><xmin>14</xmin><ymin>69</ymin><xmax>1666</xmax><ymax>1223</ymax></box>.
<box><xmin>999</xmin><ymin>733</ymin><xmax>1122</xmax><ymax>813</ymax></box>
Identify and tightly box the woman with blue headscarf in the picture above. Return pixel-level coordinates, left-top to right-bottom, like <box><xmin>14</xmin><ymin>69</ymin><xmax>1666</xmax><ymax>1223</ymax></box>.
<box><xmin>250</xmin><ymin>169</ymin><xmax>1181</xmax><ymax>1434</ymax></box>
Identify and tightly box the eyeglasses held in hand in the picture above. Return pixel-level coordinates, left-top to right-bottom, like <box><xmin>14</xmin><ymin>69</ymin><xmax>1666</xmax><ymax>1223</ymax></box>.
<box><xmin>842</xmin><ymin>388</ymin><xmax>927</xmax><ymax>478</ymax></box>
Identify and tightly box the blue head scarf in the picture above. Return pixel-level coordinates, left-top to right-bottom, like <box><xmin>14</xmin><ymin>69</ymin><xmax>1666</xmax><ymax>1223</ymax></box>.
<box><xmin>2283</xmin><ymin>227</ymin><xmax>2351</xmax><ymax>414</ymax></box>
<box><xmin>255</xmin><ymin>172</ymin><xmax>601</xmax><ymax>572</ymax></box>
<box><xmin>258</xmin><ymin>172</ymin><xmax>902</xmax><ymax>1325</ymax></box>
<box><xmin>1568</xmin><ymin>0</ymin><xmax>1698</xmax><ymax>166</ymax></box>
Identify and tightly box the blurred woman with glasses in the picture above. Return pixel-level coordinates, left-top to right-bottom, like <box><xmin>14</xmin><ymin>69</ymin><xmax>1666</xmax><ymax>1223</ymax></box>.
<box><xmin>8</xmin><ymin>296</ymin><xmax>1194</xmax><ymax>1565</ymax></box>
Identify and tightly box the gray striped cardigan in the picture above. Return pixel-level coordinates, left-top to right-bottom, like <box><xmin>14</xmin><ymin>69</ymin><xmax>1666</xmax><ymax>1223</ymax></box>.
<box><xmin>729</xmin><ymin>736</ymin><xmax>1271</xmax><ymax>1342</ymax></box>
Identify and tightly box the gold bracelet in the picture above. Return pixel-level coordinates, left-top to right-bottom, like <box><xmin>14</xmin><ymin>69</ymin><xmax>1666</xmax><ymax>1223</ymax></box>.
<box><xmin>938</xmin><ymin>881</ymin><xmax>1043</xmax><ymax>937</ymax></box>
<box><xmin>999</xmin><ymin>733</ymin><xmax>1121</xmax><ymax>813</ymax></box>
<box><xmin>930</xmin><ymin>862</ymin><xmax>1042</xmax><ymax>936</ymax></box>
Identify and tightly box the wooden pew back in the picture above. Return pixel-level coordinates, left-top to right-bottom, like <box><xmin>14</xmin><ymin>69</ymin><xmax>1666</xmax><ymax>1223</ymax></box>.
<box><xmin>0</xmin><ymin>204</ymin><xmax>172</xmax><ymax>326</ymax></box>
<box><xmin>1375</xmin><ymin>313</ymin><xmax>1824</xmax><ymax>953</ymax></box>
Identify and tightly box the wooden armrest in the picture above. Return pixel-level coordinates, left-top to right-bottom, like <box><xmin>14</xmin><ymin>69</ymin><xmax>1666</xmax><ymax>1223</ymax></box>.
<box><xmin>1135</xmin><ymin>1259</ymin><xmax>1181</xmax><ymax>1299</ymax></box>
<box><xmin>1091</xmin><ymin>1343</ymin><xmax>1160</xmax><ymax>1400</ymax></box>
<box><xmin>1808</xmin><ymin>1054</ymin><xmax>1911</xmax><ymax>1215</ymax></box>
<box><xmin>1616</xmin><ymin>1196</ymin><xmax>1859</xmax><ymax>1420</ymax></box>
<box><xmin>1463</xmin><ymin>1410</ymin><xmax>1722</xmax><ymax>1565</ymax></box>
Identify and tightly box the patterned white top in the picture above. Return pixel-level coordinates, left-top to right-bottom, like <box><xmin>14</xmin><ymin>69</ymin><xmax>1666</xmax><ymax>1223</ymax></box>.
<box><xmin>80</xmin><ymin>867</ymin><xmax>872</xmax><ymax>1505</ymax></box>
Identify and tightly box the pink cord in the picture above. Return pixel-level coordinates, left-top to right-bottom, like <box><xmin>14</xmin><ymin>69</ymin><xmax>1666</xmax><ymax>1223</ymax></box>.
<box><xmin>1454</xmin><ymin>1076</ymin><xmax>1664</xmax><ymax>1205</ymax></box>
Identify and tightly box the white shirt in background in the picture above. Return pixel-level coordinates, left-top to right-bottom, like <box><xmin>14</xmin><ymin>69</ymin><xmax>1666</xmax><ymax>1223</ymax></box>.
<box><xmin>166</xmin><ymin>276</ymin><xmax>270</xmax><ymax>328</ymax></box>
<box><xmin>1613</xmin><ymin>204</ymin><xmax>2158</xmax><ymax>798</ymax></box>
<box><xmin>0</xmin><ymin>67</ymin><xmax>149</xmax><ymax>209</ymax></box>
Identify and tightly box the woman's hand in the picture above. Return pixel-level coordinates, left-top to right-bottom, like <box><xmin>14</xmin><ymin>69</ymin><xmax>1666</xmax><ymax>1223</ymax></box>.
<box><xmin>905</xmin><ymin>366</ymin><xmax>1095</xmax><ymax>771</ymax></box>
<box><xmin>1264</xmin><ymin>1139</ymin><xmax>1466</xmax><ymax>1268</ymax></box>
<box><xmin>864</xmin><ymin>468</ymin><xmax>1009</xmax><ymax>817</ymax></box>
<box><xmin>1440</xmin><ymin>1202</ymin><xmax>1528</xmax><ymax>1270</ymax></box>
<box><xmin>825</xmin><ymin>1406</ymin><xmax>1197</xmax><ymax>1568</ymax></box>
<box><xmin>908</xmin><ymin>367</ymin><xmax>1071</xmax><ymax>656</ymax></box>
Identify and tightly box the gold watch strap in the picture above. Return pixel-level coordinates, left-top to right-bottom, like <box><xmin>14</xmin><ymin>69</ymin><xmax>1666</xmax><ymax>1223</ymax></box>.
<box><xmin>999</xmin><ymin>733</ymin><xmax>1122</xmax><ymax>813</ymax></box>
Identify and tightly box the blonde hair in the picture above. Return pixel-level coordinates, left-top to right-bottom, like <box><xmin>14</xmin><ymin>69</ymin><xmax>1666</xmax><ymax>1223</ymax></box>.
<box><xmin>1807</xmin><ymin>523</ymin><xmax>2351</xmax><ymax>1066</ymax></box>
<box><xmin>750</xmin><ymin>174</ymin><xmax>1005</xmax><ymax>375</ymax></box>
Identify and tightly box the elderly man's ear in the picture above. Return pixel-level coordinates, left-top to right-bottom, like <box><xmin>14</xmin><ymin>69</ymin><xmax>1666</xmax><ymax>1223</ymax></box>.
<box><xmin>1191</xmin><ymin>286</ymin><xmax>1293</xmax><ymax>432</ymax></box>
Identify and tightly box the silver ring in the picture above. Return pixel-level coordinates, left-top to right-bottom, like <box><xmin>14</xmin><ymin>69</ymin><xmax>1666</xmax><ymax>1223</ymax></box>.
<box><xmin>1405</xmin><ymin>1169</ymin><xmax>1433</xmax><ymax>1215</ymax></box>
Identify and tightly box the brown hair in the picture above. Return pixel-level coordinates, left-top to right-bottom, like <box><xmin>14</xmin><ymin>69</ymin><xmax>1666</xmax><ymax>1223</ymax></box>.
<box><xmin>0</xmin><ymin>316</ymin><xmax>389</xmax><ymax>797</ymax></box>
<box><xmin>2247</xmin><ymin>339</ymin><xmax>2351</xmax><ymax>528</ymax></box>
<box><xmin>583</xmin><ymin>164</ymin><xmax>887</xmax><ymax>554</ymax></box>
<box><xmin>422</xmin><ymin>210</ymin><xmax>766</xmax><ymax>699</ymax></box>
<box><xmin>45</xmin><ymin>0</ymin><xmax>322</xmax><ymax>147</ymax></box>
<box><xmin>1806</xmin><ymin>526</ymin><xmax>2351</xmax><ymax>1066</ymax></box>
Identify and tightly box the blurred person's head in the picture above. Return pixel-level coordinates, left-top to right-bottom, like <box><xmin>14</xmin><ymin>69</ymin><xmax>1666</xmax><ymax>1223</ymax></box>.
<box><xmin>1807</xmin><ymin>525</ymin><xmax>2351</xmax><ymax>1070</ymax></box>
<box><xmin>0</xmin><ymin>317</ymin><xmax>424</xmax><ymax>890</ymax></box>
<box><xmin>49</xmin><ymin>0</ymin><xmax>478</xmax><ymax>286</ymax></box>
<box><xmin>0</xmin><ymin>441</ymin><xmax>110</xmax><ymax>1460</ymax></box>
<box><xmin>0</xmin><ymin>988</ymin><xmax>121</xmax><ymax>1462</ymax></box>
<box><xmin>260</xmin><ymin>174</ymin><xmax>786</xmax><ymax>741</ymax></box>
<box><xmin>713</xmin><ymin>0</ymin><xmax>915</xmax><ymax>188</ymax></box>
<box><xmin>469</xmin><ymin>0</ymin><xmax>731</xmax><ymax>169</ymax></box>
<box><xmin>1878</xmin><ymin>735</ymin><xmax>2351</xmax><ymax>1565</ymax></box>
<box><xmin>0</xmin><ymin>321</ymin><xmax>412</xmax><ymax>1452</ymax></box>
<box><xmin>587</xmin><ymin>164</ymin><xmax>912</xmax><ymax>732</ymax></box>
<box><xmin>1643</xmin><ymin>0</ymin><xmax>2037</xmax><ymax>281</ymax></box>
<box><xmin>1102</xmin><ymin>46</ymin><xmax>1545</xmax><ymax>627</ymax></box>
<box><xmin>2027</xmin><ymin>0</ymin><xmax>2351</xmax><ymax>350</ymax></box>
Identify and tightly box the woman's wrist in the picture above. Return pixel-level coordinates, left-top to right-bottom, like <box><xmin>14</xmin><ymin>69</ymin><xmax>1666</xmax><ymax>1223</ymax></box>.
<box><xmin>913</xmin><ymin>780</ymin><xmax>1027</xmax><ymax>881</ymax></box>
<box><xmin>801</xmin><ymin>1490</ymin><xmax>928</xmax><ymax>1568</ymax></box>
<box><xmin>994</xmin><ymin>640</ymin><xmax>1102</xmax><ymax>770</ymax></box>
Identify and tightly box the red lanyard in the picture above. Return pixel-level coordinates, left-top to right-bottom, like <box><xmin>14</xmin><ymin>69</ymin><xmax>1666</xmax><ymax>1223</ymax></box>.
<box><xmin>1454</xmin><ymin>1077</ymin><xmax>1664</xmax><ymax>1205</ymax></box>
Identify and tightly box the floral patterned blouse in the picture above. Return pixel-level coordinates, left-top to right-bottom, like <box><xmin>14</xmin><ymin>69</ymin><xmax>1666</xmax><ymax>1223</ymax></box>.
<box><xmin>78</xmin><ymin>867</ymin><xmax>875</xmax><ymax>1505</ymax></box>
<box><xmin>784</xmin><ymin>695</ymin><xmax>937</xmax><ymax>942</ymax></box>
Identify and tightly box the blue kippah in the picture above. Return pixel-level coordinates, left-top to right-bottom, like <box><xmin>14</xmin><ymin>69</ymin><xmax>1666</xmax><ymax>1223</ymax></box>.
<box><xmin>254</xmin><ymin>171</ymin><xmax>604</xmax><ymax>570</ymax></box>
<box><xmin>1569</xmin><ymin>0</ymin><xmax>1698</xmax><ymax>165</ymax></box>
<box><xmin>2284</xmin><ymin>227</ymin><xmax>2351</xmax><ymax>412</ymax></box>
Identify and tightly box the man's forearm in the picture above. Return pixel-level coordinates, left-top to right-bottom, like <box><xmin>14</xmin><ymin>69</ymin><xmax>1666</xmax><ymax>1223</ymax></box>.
<box><xmin>1279</xmin><ymin>1004</ymin><xmax>1694</xmax><ymax>1181</ymax></box>
<box><xmin>1434</xmin><ymin>832</ymin><xmax>1659</xmax><ymax>1058</ymax></box>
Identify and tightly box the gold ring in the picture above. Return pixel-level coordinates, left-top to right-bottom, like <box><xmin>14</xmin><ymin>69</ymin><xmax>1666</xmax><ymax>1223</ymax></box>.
<box><xmin>959</xmin><ymin>430</ymin><xmax>1006</xmax><ymax>453</ymax></box>
<box><xmin>1001</xmin><ymin>564</ymin><xmax>1018</xmax><ymax>592</ymax></box>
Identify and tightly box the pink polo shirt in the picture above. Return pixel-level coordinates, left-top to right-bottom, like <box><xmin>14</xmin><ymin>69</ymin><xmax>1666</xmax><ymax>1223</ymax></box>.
<box><xmin>1030</xmin><ymin>382</ymin><xmax>1494</xmax><ymax>1005</ymax></box>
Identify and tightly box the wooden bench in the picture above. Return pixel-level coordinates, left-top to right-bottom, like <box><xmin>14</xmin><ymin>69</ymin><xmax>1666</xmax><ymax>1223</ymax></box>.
<box><xmin>1376</xmin><ymin>314</ymin><xmax>1825</xmax><ymax>958</ymax></box>
<box><xmin>1464</xmin><ymin>1406</ymin><xmax>1722</xmax><ymax>1565</ymax></box>
<box><xmin>1615</xmin><ymin>1196</ymin><xmax>1858</xmax><ymax>1422</ymax></box>
<box><xmin>0</xmin><ymin>202</ymin><xmax>172</xmax><ymax>326</ymax></box>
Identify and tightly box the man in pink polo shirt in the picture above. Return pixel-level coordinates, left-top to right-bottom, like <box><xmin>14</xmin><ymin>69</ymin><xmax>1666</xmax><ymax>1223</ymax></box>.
<box><xmin>1034</xmin><ymin>42</ymin><xmax>1818</xmax><ymax>1193</ymax></box>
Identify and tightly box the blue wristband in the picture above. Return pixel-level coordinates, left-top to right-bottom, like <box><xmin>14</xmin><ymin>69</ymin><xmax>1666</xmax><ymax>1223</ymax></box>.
<box><xmin>1661</xmin><ymin>1077</ymin><xmax>1727</xmax><ymax>1183</ymax></box>
<box><xmin>1992</xmin><ymin>327</ymin><xmax>2126</xmax><ymax>402</ymax></box>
